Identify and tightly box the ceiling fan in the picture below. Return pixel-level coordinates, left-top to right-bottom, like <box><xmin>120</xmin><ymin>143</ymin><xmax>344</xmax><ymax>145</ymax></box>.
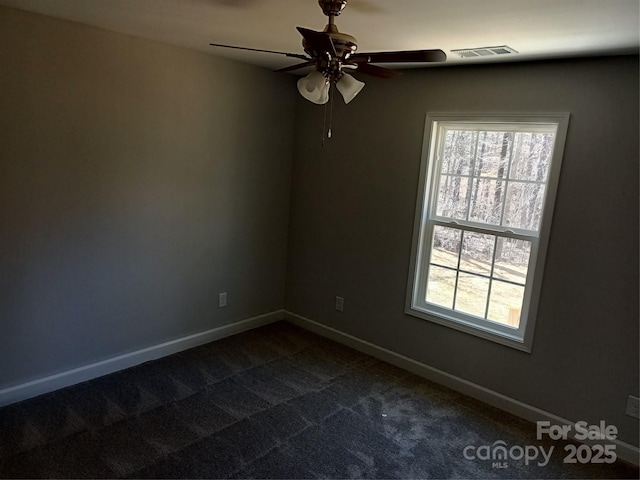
<box><xmin>210</xmin><ymin>0</ymin><xmax>446</xmax><ymax>105</ymax></box>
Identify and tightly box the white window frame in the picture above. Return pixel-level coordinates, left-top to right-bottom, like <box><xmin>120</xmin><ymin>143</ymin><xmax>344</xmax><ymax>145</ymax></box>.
<box><xmin>406</xmin><ymin>113</ymin><xmax>570</xmax><ymax>352</ymax></box>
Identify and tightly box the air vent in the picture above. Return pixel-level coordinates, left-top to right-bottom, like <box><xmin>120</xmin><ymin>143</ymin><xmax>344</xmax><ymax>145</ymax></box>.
<box><xmin>451</xmin><ymin>45</ymin><xmax>518</xmax><ymax>58</ymax></box>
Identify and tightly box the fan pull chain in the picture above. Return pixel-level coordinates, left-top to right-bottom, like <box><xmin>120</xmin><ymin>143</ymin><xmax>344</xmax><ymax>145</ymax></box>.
<box><xmin>328</xmin><ymin>87</ymin><xmax>334</xmax><ymax>139</ymax></box>
<box><xmin>321</xmin><ymin>85</ymin><xmax>334</xmax><ymax>147</ymax></box>
<box><xmin>321</xmin><ymin>97</ymin><xmax>328</xmax><ymax>147</ymax></box>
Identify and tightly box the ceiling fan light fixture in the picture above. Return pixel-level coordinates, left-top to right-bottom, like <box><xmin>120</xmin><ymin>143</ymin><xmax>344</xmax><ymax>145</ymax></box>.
<box><xmin>336</xmin><ymin>73</ymin><xmax>365</xmax><ymax>104</ymax></box>
<box><xmin>297</xmin><ymin>71</ymin><xmax>330</xmax><ymax>104</ymax></box>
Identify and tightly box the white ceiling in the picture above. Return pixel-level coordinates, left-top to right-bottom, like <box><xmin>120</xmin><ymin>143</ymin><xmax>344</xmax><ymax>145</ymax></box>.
<box><xmin>1</xmin><ymin>0</ymin><xmax>638</xmax><ymax>71</ymax></box>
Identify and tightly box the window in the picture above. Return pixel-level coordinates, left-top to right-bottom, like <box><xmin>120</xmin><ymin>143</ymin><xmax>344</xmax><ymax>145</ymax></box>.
<box><xmin>406</xmin><ymin>113</ymin><xmax>569</xmax><ymax>351</ymax></box>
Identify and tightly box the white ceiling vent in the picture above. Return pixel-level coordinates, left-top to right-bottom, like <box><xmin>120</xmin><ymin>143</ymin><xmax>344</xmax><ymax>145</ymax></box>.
<box><xmin>451</xmin><ymin>46</ymin><xmax>518</xmax><ymax>58</ymax></box>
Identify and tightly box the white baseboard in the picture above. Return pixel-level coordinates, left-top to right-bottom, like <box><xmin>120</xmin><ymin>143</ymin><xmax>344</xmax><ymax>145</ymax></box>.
<box><xmin>0</xmin><ymin>310</ymin><xmax>284</xmax><ymax>408</ymax></box>
<box><xmin>284</xmin><ymin>311</ymin><xmax>640</xmax><ymax>466</ymax></box>
<box><xmin>3</xmin><ymin>308</ymin><xmax>637</xmax><ymax>466</ymax></box>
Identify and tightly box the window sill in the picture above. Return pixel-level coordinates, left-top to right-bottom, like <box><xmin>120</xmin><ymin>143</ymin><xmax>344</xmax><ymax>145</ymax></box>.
<box><xmin>405</xmin><ymin>304</ymin><xmax>533</xmax><ymax>352</ymax></box>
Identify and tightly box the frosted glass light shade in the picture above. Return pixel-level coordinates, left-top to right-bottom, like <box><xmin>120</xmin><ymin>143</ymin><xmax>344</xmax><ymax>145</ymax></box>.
<box><xmin>336</xmin><ymin>74</ymin><xmax>365</xmax><ymax>104</ymax></box>
<box><xmin>297</xmin><ymin>71</ymin><xmax>330</xmax><ymax>104</ymax></box>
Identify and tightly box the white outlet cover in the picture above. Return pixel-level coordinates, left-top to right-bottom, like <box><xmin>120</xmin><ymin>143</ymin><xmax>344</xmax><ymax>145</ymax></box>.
<box><xmin>626</xmin><ymin>395</ymin><xmax>639</xmax><ymax>419</ymax></box>
<box><xmin>218</xmin><ymin>292</ymin><xmax>227</xmax><ymax>308</ymax></box>
<box><xmin>335</xmin><ymin>296</ymin><xmax>344</xmax><ymax>312</ymax></box>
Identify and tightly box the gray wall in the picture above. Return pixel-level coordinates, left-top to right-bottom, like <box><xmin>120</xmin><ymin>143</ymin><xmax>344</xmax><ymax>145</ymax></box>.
<box><xmin>0</xmin><ymin>7</ymin><xmax>295</xmax><ymax>387</ymax></box>
<box><xmin>286</xmin><ymin>56</ymin><xmax>639</xmax><ymax>446</ymax></box>
<box><xmin>2</xmin><ymin>3</ymin><xmax>638</xmax><ymax>450</ymax></box>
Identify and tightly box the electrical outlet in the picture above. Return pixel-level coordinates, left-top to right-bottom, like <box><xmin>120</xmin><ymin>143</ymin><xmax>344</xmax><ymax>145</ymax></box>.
<box><xmin>335</xmin><ymin>296</ymin><xmax>344</xmax><ymax>312</ymax></box>
<box><xmin>626</xmin><ymin>395</ymin><xmax>639</xmax><ymax>419</ymax></box>
<box><xmin>218</xmin><ymin>292</ymin><xmax>227</xmax><ymax>308</ymax></box>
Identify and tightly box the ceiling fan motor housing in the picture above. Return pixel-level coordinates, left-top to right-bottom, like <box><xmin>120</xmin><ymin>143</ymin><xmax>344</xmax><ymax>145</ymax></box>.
<box><xmin>318</xmin><ymin>0</ymin><xmax>347</xmax><ymax>17</ymax></box>
<box><xmin>327</xmin><ymin>26</ymin><xmax>357</xmax><ymax>57</ymax></box>
<box><xmin>302</xmin><ymin>26</ymin><xmax>357</xmax><ymax>59</ymax></box>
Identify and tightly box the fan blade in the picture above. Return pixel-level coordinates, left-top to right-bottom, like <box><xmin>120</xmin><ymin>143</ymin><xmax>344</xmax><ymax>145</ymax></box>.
<box><xmin>352</xmin><ymin>49</ymin><xmax>446</xmax><ymax>64</ymax></box>
<box><xmin>274</xmin><ymin>61</ymin><xmax>315</xmax><ymax>73</ymax></box>
<box><xmin>296</xmin><ymin>27</ymin><xmax>337</xmax><ymax>57</ymax></box>
<box><xmin>210</xmin><ymin>43</ymin><xmax>309</xmax><ymax>61</ymax></box>
<box><xmin>351</xmin><ymin>62</ymin><xmax>400</xmax><ymax>79</ymax></box>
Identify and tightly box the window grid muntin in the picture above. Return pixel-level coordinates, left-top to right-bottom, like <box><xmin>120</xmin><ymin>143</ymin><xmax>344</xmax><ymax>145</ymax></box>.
<box><xmin>497</xmin><ymin>134</ymin><xmax>516</xmax><ymax>227</ymax></box>
<box><xmin>435</xmin><ymin>127</ymin><xmax>551</xmax><ymax>233</ymax></box>
<box><xmin>438</xmin><ymin>174</ymin><xmax>548</xmax><ymax>186</ymax></box>
<box><xmin>428</xmin><ymin>263</ymin><xmax>527</xmax><ymax>289</ymax></box>
<box><xmin>463</xmin><ymin>132</ymin><xmax>481</xmax><ymax>220</ymax></box>
<box><xmin>425</xmin><ymin>227</ymin><xmax>531</xmax><ymax>328</ymax></box>
<box><xmin>483</xmin><ymin>235</ymin><xmax>499</xmax><ymax>319</ymax></box>
<box><xmin>430</xmin><ymin>218</ymin><xmax>535</xmax><ymax>239</ymax></box>
<box><xmin>422</xmin><ymin>122</ymin><xmax>556</xmax><ymax>334</ymax></box>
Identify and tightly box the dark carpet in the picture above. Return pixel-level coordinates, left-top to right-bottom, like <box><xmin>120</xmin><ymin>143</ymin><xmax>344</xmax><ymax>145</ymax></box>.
<box><xmin>0</xmin><ymin>321</ymin><xmax>637</xmax><ymax>479</ymax></box>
